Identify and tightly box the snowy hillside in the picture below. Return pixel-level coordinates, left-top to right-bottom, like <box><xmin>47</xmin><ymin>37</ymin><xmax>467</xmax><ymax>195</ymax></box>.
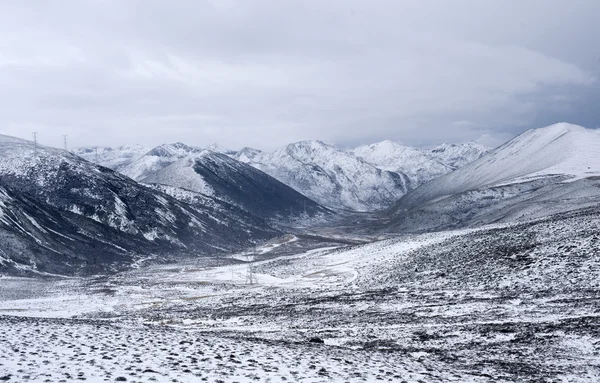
<box><xmin>2</xmin><ymin>203</ymin><xmax>599</xmax><ymax>382</ymax></box>
<box><xmin>0</xmin><ymin>135</ymin><xmax>278</xmax><ymax>275</ymax></box>
<box><xmin>72</xmin><ymin>144</ymin><xmax>149</xmax><ymax>172</ymax></box>
<box><xmin>237</xmin><ymin>140</ymin><xmax>411</xmax><ymax>211</ymax></box>
<box><xmin>142</xmin><ymin>151</ymin><xmax>331</xmax><ymax>221</ymax></box>
<box><xmin>388</xmin><ymin>123</ymin><xmax>600</xmax><ymax>231</ymax></box>
<box><xmin>397</xmin><ymin>123</ymin><xmax>600</xmax><ymax>208</ymax></box>
<box><xmin>120</xmin><ymin>142</ymin><xmax>205</xmax><ymax>181</ymax></box>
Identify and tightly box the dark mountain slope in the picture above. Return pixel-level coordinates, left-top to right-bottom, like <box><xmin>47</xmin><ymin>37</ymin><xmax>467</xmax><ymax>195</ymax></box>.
<box><xmin>0</xmin><ymin>135</ymin><xmax>278</xmax><ymax>276</ymax></box>
<box><xmin>141</xmin><ymin>151</ymin><xmax>332</xmax><ymax>222</ymax></box>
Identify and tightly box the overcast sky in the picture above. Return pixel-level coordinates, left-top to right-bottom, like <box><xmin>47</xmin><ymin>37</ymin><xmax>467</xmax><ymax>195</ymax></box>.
<box><xmin>0</xmin><ymin>0</ymin><xmax>599</xmax><ymax>151</ymax></box>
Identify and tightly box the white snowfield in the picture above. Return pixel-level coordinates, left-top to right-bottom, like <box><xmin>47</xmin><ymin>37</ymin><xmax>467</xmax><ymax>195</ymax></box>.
<box><xmin>0</xmin><ymin>231</ymin><xmax>465</xmax><ymax>383</ymax></box>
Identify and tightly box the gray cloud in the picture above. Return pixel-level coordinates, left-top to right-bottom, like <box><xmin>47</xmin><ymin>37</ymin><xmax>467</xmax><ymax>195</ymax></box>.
<box><xmin>0</xmin><ymin>0</ymin><xmax>598</xmax><ymax>150</ymax></box>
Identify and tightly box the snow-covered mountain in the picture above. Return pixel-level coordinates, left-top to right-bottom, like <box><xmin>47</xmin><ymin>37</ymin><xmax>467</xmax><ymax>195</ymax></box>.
<box><xmin>0</xmin><ymin>135</ymin><xmax>278</xmax><ymax>276</ymax></box>
<box><xmin>72</xmin><ymin>144</ymin><xmax>149</xmax><ymax>173</ymax></box>
<box><xmin>387</xmin><ymin>123</ymin><xmax>600</xmax><ymax>232</ymax></box>
<box><xmin>141</xmin><ymin>151</ymin><xmax>331</xmax><ymax>222</ymax></box>
<box><xmin>205</xmin><ymin>143</ymin><xmax>236</xmax><ymax>155</ymax></box>
<box><xmin>350</xmin><ymin>140</ymin><xmax>490</xmax><ymax>186</ymax></box>
<box><xmin>428</xmin><ymin>141</ymin><xmax>490</xmax><ymax>168</ymax></box>
<box><xmin>75</xmin><ymin>138</ymin><xmax>488</xmax><ymax>213</ymax></box>
<box><xmin>236</xmin><ymin>140</ymin><xmax>411</xmax><ymax>211</ymax></box>
<box><xmin>351</xmin><ymin>140</ymin><xmax>453</xmax><ymax>186</ymax></box>
<box><xmin>233</xmin><ymin>147</ymin><xmax>262</xmax><ymax>163</ymax></box>
<box><xmin>119</xmin><ymin>142</ymin><xmax>205</xmax><ymax>181</ymax></box>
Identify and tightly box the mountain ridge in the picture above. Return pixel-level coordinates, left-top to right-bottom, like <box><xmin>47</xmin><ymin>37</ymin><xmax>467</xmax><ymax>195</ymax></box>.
<box><xmin>0</xmin><ymin>135</ymin><xmax>279</xmax><ymax>275</ymax></box>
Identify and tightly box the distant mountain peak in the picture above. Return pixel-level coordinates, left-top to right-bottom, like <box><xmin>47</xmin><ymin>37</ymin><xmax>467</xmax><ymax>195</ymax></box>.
<box><xmin>206</xmin><ymin>143</ymin><xmax>236</xmax><ymax>155</ymax></box>
<box><xmin>233</xmin><ymin>147</ymin><xmax>262</xmax><ymax>163</ymax></box>
<box><xmin>427</xmin><ymin>141</ymin><xmax>490</xmax><ymax>169</ymax></box>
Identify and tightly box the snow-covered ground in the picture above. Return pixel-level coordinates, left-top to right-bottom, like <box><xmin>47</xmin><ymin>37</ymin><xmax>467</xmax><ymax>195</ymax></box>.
<box><xmin>2</xmin><ymin>204</ymin><xmax>600</xmax><ymax>382</ymax></box>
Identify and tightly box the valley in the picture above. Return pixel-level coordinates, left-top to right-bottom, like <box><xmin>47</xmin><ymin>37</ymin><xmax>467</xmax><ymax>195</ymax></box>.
<box><xmin>1</xmin><ymin>123</ymin><xmax>600</xmax><ymax>382</ymax></box>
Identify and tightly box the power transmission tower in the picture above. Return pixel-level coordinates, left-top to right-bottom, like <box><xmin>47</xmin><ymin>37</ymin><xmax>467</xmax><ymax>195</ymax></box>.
<box><xmin>245</xmin><ymin>255</ymin><xmax>257</xmax><ymax>285</ymax></box>
<box><xmin>95</xmin><ymin>147</ymin><xmax>98</xmax><ymax>163</ymax></box>
<box><xmin>63</xmin><ymin>134</ymin><xmax>68</xmax><ymax>151</ymax></box>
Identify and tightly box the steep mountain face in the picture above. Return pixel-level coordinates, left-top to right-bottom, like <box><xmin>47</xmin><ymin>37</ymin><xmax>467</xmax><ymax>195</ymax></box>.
<box><xmin>428</xmin><ymin>141</ymin><xmax>490</xmax><ymax>168</ymax></box>
<box><xmin>351</xmin><ymin>140</ymin><xmax>453</xmax><ymax>186</ymax></box>
<box><xmin>237</xmin><ymin>140</ymin><xmax>411</xmax><ymax>211</ymax></box>
<box><xmin>72</xmin><ymin>145</ymin><xmax>149</xmax><ymax>173</ymax></box>
<box><xmin>0</xmin><ymin>135</ymin><xmax>278</xmax><ymax>276</ymax></box>
<box><xmin>387</xmin><ymin>123</ymin><xmax>600</xmax><ymax>232</ymax></box>
<box><xmin>142</xmin><ymin>151</ymin><xmax>330</xmax><ymax>222</ymax></box>
<box><xmin>120</xmin><ymin>142</ymin><xmax>205</xmax><ymax>181</ymax></box>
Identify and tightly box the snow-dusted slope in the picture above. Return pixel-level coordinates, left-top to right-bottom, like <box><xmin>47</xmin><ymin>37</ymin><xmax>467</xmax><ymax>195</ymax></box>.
<box><xmin>388</xmin><ymin>123</ymin><xmax>600</xmax><ymax>230</ymax></box>
<box><xmin>142</xmin><ymin>154</ymin><xmax>215</xmax><ymax>196</ymax></box>
<box><xmin>206</xmin><ymin>143</ymin><xmax>236</xmax><ymax>155</ymax></box>
<box><xmin>72</xmin><ymin>145</ymin><xmax>149</xmax><ymax>172</ymax></box>
<box><xmin>120</xmin><ymin>142</ymin><xmax>205</xmax><ymax>181</ymax></box>
<box><xmin>237</xmin><ymin>140</ymin><xmax>410</xmax><ymax>211</ymax></box>
<box><xmin>428</xmin><ymin>141</ymin><xmax>490</xmax><ymax>168</ymax></box>
<box><xmin>0</xmin><ymin>135</ymin><xmax>278</xmax><ymax>275</ymax></box>
<box><xmin>142</xmin><ymin>151</ymin><xmax>330</xmax><ymax>221</ymax></box>
<box><xmin>351</xmin><ymin>140</ymin><xmax>453</xmax><ymax>186</ymax></box>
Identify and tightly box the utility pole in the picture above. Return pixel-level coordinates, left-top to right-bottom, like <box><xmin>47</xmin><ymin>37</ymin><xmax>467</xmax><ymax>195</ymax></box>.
<box><xmin>63</xmin><ymin>134</ymin><xmax>68</xmax><ymax>151</ymax></box>
<box><xmin>245</xmin><ymin>255</ymin><xmax>256</xmax><ymax>285</ymax></box>
<box><xmin>32</xmin><ymin>132</ymin><xmax>38</xmax><ymax>157</ymax></box>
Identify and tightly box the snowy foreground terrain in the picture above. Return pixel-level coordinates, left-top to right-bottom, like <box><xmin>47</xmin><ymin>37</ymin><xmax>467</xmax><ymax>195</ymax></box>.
<box><xmin>2</xmin><ymin>205</ymin><xmax>599</xmax><ymax>382</ymax></box>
